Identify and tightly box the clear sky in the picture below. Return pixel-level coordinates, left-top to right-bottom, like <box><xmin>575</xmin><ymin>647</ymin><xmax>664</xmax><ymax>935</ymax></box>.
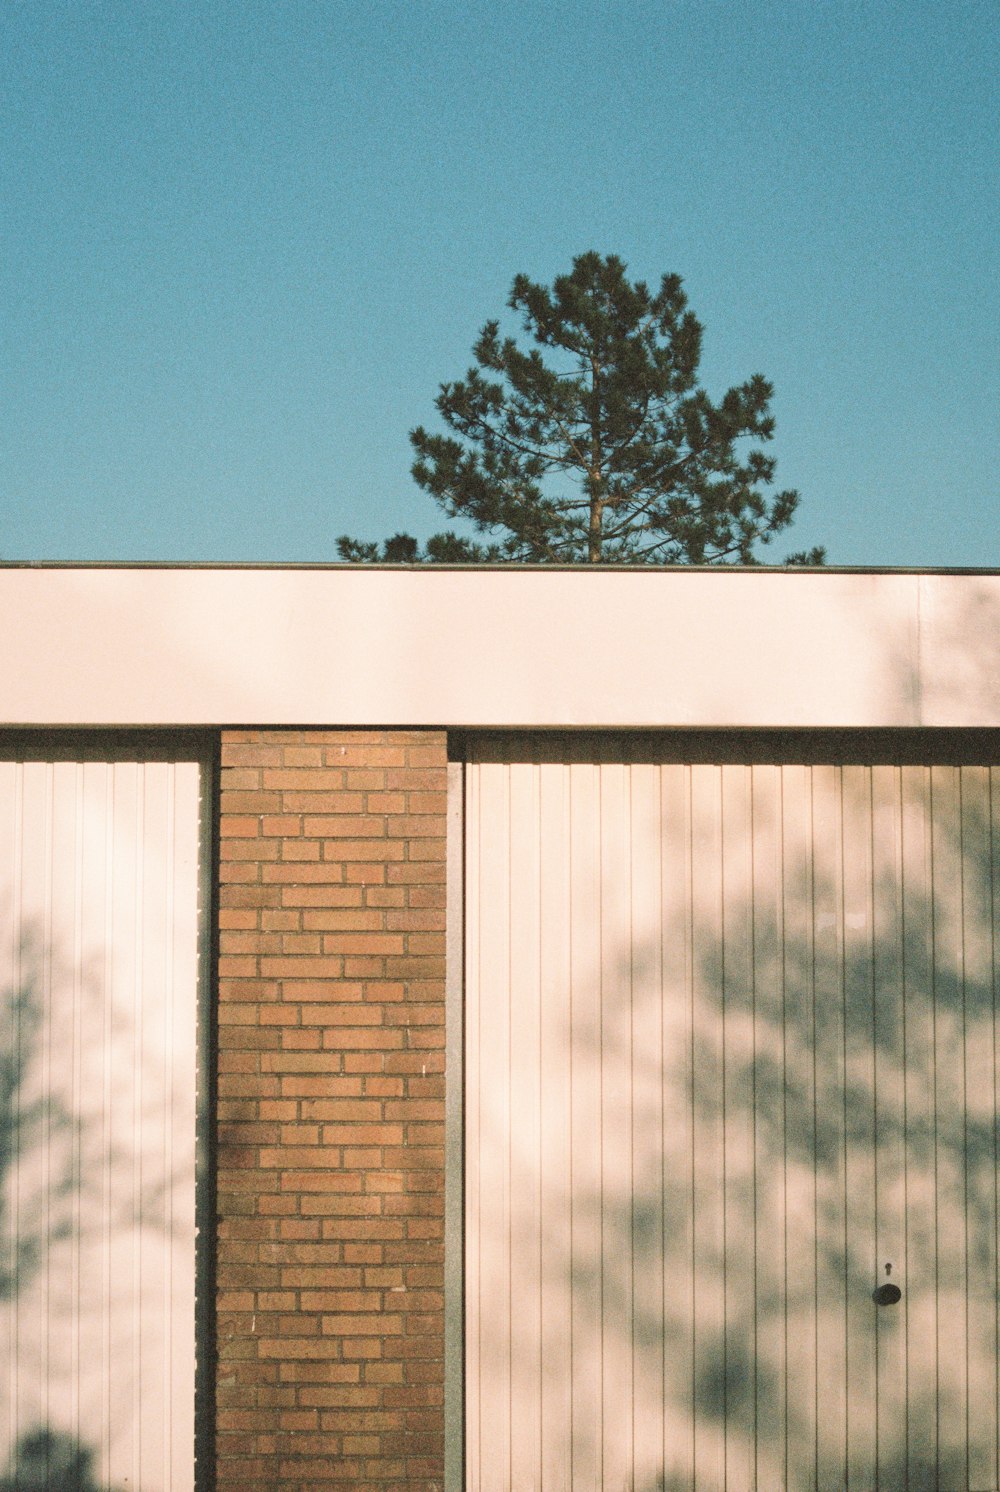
<box><xmin>2</xmin><ymin>0</ymin><xmax>997</xmax><ymax>566</ymax></box>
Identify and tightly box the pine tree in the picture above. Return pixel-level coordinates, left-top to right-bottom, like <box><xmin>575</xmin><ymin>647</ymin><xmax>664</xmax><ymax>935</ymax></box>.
<box><xmin>338</xmin><ymin>252</ymin><xmax>824</xmax><ymax>565</ymax></box>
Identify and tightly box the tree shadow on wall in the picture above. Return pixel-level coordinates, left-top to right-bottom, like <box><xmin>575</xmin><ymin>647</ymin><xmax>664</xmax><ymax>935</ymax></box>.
<box><xmin>477</xmin><ymin>756</ymin><xmax>1000</xmax><ymax>1490</ymax></box>
<box><xmin>0</xmin><ymin>933</ymin><xmax>76</xmax><ymax>1302</ymax></box>
<box><xmin>1</xmin><ymin>923</ymin><xmax>186</xmax><ymax>1492</ymax></box>
<box><xmin>1</xmin><ymin>948</ymin><xmax>120</xmax><ymax>1492</ymax></box>
<box><xmin>0</xmin><ymin>1428</ymin><xmax>125</xmax><ymax>1492</ymax></box>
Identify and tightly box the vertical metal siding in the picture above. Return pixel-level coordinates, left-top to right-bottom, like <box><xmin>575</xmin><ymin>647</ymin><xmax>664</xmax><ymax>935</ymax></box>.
<box><xmin>0</xmin><ymin>751</ymin><xmax>200</xmax><ymax>1492</ymax></box>
<box><xmin>464</xmin><ymin>741</ymin><xmax>1000</xmax><ymax>1491</ymax></box>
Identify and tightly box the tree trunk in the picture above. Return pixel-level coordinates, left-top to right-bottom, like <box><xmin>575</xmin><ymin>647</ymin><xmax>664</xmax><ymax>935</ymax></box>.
<box><xmin>588</xmin><ymin>498</ymin><xmax>604</xmax><ymax>562</ymax></box>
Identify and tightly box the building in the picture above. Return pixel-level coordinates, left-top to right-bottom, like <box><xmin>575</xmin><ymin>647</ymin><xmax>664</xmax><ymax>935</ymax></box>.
<box><xmin>2</xmin><ymin>564</ymin><xmax>1000</xmax><ymax>1491</ymax></box>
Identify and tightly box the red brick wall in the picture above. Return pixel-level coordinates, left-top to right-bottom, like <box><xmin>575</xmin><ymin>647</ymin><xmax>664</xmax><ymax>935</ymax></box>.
<box><xmin>215</xmin><ymin>729</ymin><xmax>448</xmax><ymax>1490</ymax></box>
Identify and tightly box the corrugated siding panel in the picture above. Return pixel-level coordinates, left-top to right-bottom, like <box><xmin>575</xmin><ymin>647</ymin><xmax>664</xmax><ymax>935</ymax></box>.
<box><xmin>0</xmin><ymin>752</ymin><xmax>200</xmax><ymax>1492</ymax></box>
<box><xmin>465</xmin><ymin>741</ymin><xmax>1000</xmax><ymax>1491</ymax></box>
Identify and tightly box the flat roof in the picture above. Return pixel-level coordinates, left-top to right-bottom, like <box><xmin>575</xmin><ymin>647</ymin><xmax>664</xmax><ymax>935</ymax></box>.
<box><xmin>2</xmin><ymin>566</ymin><xmax>999</xmax><ymax>729</ymax></box>
<box><xmin>3</xmin><ymin>560</ymin><xmax>1000</xmax><ymax>576</ymax></box>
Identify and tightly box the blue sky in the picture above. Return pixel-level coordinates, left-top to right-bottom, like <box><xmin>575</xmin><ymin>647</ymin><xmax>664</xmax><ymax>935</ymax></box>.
<box><xmin>2</xmin><ymin>0</ymin><xmax>997</xmax><ymax>566</ymax></box>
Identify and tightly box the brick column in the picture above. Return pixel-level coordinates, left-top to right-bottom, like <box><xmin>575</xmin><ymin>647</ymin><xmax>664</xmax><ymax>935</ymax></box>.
<box><xmin>215</xmin><ymin>730</ymin><xmax>447</xmax><ymax>1489</ymax></box>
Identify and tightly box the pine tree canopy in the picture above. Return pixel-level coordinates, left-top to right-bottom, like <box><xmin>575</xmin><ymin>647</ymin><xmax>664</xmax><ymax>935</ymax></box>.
<box><xmin>338</xmin><ymin>252</ymin><xmax>825</xmax><ymax>565</ymax></box>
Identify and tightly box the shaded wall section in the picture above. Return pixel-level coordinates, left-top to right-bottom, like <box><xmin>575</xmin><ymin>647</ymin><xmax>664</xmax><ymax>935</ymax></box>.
<box><xmin>215</xmin><ymin>730</ymin><xmax>447</xmax><ymax>1490</ymax></box>
<box><xmin>465</xmin><ymin>733</ymin><xmax>1000</xmax><ymax>1492</ymax></box>
<box><xmin>0</xmin><ymin>744</ymin><xmax>203</xmax><ymax>1492</ymax></box>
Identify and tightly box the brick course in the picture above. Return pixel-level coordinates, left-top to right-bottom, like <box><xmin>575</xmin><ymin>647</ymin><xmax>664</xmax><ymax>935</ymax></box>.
<box><xmin>216</xmin><ymin>730</ymin><xmax>447</xmax><ymax>1490</ymax></box>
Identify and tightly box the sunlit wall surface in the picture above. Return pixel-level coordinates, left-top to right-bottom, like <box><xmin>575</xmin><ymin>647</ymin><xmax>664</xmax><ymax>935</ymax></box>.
<box><xmin>465</xmin><ymin>736</ymin><xmax>1000</xmax><ymax>1492</ymax></box>
<box><xmin>0</xmin><ymin>750</ymin><xmax>201</xmax><ymax>1492</ymax></box>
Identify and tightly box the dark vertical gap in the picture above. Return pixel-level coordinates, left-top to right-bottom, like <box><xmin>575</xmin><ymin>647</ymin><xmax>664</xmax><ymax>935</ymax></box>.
<box><xmin>779</xmin><ymin>767</ymin><xmax>790</xmax><ymax>1492</ymax></box>
<box><xmin>719</xmin><ymin>765</ymin><xmax>728</xmax><ymax>1489</ymax></box>
<box><xmin>41</xmin><ymin>762</ymin><xmax>53</xmax><ymax>1482</ymax></box>
<box><xmin>506</xmin><ymin>762</ymin><xmax>513</xmax><ymax>1482</ymax></box>
<box><xmin>133</xmin><ymin>760</ymin><xmax>144</xmax><ymax>1492</ymax></box>
<box><xmin>72</xmin><ymin>762</ymin><xmax>85</xmax><ymax>1475</ymax></box>
<box><xmin>567</xmin><ymin>764</ymin><xmax>576</xmax><ymax>1479</ymax></box>
<box><xmin>810</xmin><ymin>767</ymin><xmax>821</xmax><ymax>1491</ymax></box>
<box><xmin>749</xmin><ymin>767</ymin><xmax>759</xmax><ymax>1489</ymax></box>
<box><xmin>462</xmin><ymin>763</ymin><xmax>471</xmax><ymax>1492</ymax></box>
<box><xmin>688</xmin><ymin>768</ymin><xmax>697</xmax><ymax>1490</ymax></box>
<box><xmin>997</xmin><ymin>769</ymin><xmax>1000</xmax><ymax>1492</ymax></box>
<box><xmin>596</xmin><ymin>763</ymin><xmax>605</xmax><ymax>1485</ymax></box>
<box><xmin>477</xmin><ymin>754</ymin><xmax>485</xmax><ymax>1488</ymax></box>
<box><xmin>102</xmin><ymin>761</ymin><xmax>114</xmax><ymax>1477</ymax></box>
<box><xmin>658</xmin><ymin>765</ymin><xmax>668</xmax><ymax>1487</ymax></box>
<box><xmin>870</xmin><ymin>770</ymin><xmax>880</xmax><ymax>1489</ymax></box>
<box><xmin>991</xmin><ymin>767</ymin><xmax>1000</xmax><ymax>1492</ymax></box>
<box><xmin>535</xmin><ymin>762</ymin><xmax>543</xmax><ymax>1472</ymax></box>
<box><xmin>626</xmin><ymin>769</ymin><xmax>635</xmax><ymax>1480</ymax></box>
<box><xmin>959</xmin><ymin>770</ymin><xmax>970</xmax><ymax>1482</ymax></box>
<box><xmin>11</xmin><ymin>764</ymin><xmax>24</xmax><ymax>1477</ymax></box>
<box><xmin>900</xmin><ymin>769</ymin><xmax>911</xmax><ymax>1483</ymax></box>
<box><xmin>10</xmin><ymin>770</ymin><xmax>29</xmax><ymax>1488</ymax></box>
<box><xmin>443</xmin><ymin>743</ymin><xmax>467</xmax><ymax>1492</ymax></box>
<box><xmin>194</xmin><ymin>735</ymin><xmax>219</xmax><ymax>1492</ymax></box>
<box><xmin>929</xmin><ymin>767</ymin><xmax>941</xmax><ymax>1482</ymax></box>
<box><xmin>839</xmin><ymin>767</ymin><xmax>850</xmax><ymax>1484</ymax></box>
